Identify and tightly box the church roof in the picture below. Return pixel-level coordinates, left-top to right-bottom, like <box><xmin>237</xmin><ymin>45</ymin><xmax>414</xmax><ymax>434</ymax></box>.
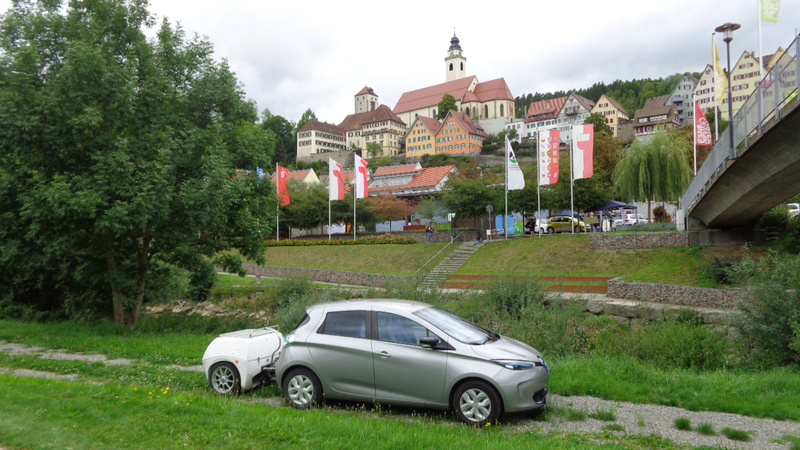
<box><xmin>472</xmin><ymin>78</ymin><xmax>514</xmax><ymax>102</ymax></box>
<box><xmin>393</xmin><ymin>76</ymin><xmax>478</xmax><ymax>114</ymax></box>
<box><xmin>339</xmin><ymin>104</ymin><xmax>405</xmax><ymax>131</ymax></box>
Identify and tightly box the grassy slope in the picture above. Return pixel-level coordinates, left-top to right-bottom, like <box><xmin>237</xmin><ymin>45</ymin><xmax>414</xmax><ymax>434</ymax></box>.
<box><xmin>260</xmin><ymin>236</ymin><xmax>727</xmax><ymax>287</ymax></box>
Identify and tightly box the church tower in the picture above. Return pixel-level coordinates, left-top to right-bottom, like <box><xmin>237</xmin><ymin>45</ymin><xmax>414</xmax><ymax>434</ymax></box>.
<box><xmin>444</xmin><ymin>33</ymin><xmax>466</xmax><ymax>82</ymax></box>
<box><xmin>354</xmin><ymin>86</ymin><xmax>378</xmax><ymax>114</ymax></box>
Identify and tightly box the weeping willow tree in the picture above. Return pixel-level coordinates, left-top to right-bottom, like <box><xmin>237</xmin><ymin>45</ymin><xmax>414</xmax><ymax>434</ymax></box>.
<box><xmin>613</xmin><ymin>131</ymin><xmax>693</xmax><ymax>219</ymax></box>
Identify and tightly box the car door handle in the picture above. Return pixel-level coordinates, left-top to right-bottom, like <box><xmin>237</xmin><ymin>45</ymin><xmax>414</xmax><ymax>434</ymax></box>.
<box><xmin>376</xmin><ymin>351</ymin><xmax>391</xmax><ymax>358</ymax></box>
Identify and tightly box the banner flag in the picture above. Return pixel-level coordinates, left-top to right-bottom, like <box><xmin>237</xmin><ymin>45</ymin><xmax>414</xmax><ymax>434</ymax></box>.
<box><xmin>276</xmin><ymin>165</ymin><xmax>291</xmax><ymax>206</ymax></box>
<box><xmin>506</xmin><ymin>136</ymin><xmax>525</xmax><ymax>191</ymax></box>
<box><xmin>572</xmin><ymin>124</ymin><xmax>594</xmax><ymax>180</ymax></box>
<box><xmin>762</xmin><ymin>0</ymin><xmax>780</xmax><ymax>23</ymax></box>
<box><xmin>354</xmin><ymin>154</ymin><xmax>369</xmax><ymax>199</ymax></box>
<box><xmin>694</xmin><ymin>102</ymin><xmax>713</xmax><ymax>146</ymax></box>
<box><xmin>713</xmin><ymin>40</ymin><xmax>728</xmax><ymax>106</ymax></box>
<box><xmin>538</xmin><ymin>129</ymin><xmax>560</xmax><ymax>186</ymax></box>
<box><xmin>329</xmin><ymin>158</ymin><xmax>345</xmax><ymax>201</ymax></box>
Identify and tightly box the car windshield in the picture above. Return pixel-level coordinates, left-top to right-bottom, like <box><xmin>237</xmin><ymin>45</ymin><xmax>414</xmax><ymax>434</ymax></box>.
<box><xmin>415</xmin><ymin>307</ymin><xmax>497</xmax><ymax>344</ymax></box>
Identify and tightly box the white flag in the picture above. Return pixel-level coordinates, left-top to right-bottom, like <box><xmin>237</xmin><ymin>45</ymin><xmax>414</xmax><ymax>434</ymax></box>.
<box><xmin>506</xmin><ymin>136</ymin><xmax>525</xmax><ymax>190</ymax></box>
<box><xmin>572</xmin><ymin>124</ymin><xmax>594</xmax><ymax>180</ymax></box>
<box><xmin>354</xmin><ymin>154</ymin><xmax>369</xmax><ymax>199</ymax></box>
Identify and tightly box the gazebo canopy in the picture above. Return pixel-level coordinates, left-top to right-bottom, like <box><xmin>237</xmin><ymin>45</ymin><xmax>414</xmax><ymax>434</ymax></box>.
<box><xmin>585</xmin><ymin>200</ymin><xmax>636</xmax><ymax>213</ymax></box>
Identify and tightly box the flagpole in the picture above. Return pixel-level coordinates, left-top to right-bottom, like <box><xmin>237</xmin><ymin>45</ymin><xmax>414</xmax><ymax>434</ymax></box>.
<box><xmin>569</xmin><ymin>129</ymin><xmax>575</xmax><ymax>235</ymax></box>
<box><xmin>713</xmin><ymin>33</ymin><xmax>720</xmax><ymax>141</ymax></box>
<box><xmin>693</xmin><ymin>93</ymin><xmax>698</xmax><ymax>175</ymax></box>
<box><xmin>536</xmin><ymin>131</ymin><xmax>541</xmax><ymax>238</ymax></box>
<box><xmin>275</xmin><ymin>163</ymin><xmax>280</xmax><ymax>242</ymax></box>
<box><xmin>504</xmin><ymin>137</ymin><xmax>509</xmax><ymax>240</ymax></box>
<box><xmin>328</xmin><ymin>198</ymin><xmax>332</xmax><ymax>242</ymax></box>
<box><xmin>353</xmin><ymin>177</ymin><xmax>357</xmax><ymax>241</ymax></box>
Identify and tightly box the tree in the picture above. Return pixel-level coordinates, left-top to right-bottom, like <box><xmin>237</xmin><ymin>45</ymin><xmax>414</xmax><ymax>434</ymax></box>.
<box><xmin>369</xmin><ymin>195</ymin><xmax>414</xmax><ymax>232</ymax></box>
<box><xmin>262</xmin><ymin>110</ymin><xmax>296</xmax><ymax>166</ymax></box>
<box><xmin>584</xmin><ymin>113</ymin><xmax>614</xmax><ymax>137</ymax></box>
<box><xmin>366</xmin><ymin>141</ymin><xmax>383</xmax><ymax>158</ymax></box>
<box><xmin>415</xmin><ymin>197</ymin><xmax>443</xmax><ymax>223</ymax></box>
<box><xmin>296</xmin><ymin>108</ymin><xmax>318</xmax><ymax>133</ymax></box>
<box><xmin>281</xmin><ymin>180</ymin><xmax>328</xmax><ymax>231</ymax></box>
<box><xmin>613</xmin><ymin>131</ymin><xmax>692</xmax><ymax>218</ymax></box>
<box><xmin>436</xmin><ymin>93</ymin><xmax>458</xmax><ymax>120</ymax></box>
<box><xmin>442</xmin><ymin>179</ymin><xmax>502</xmax><ymax>229</ymax></box>
<box><xmin>0</xmin><ymin>0</ymin><xmax>275</xmax><ymax>328</ymax></box>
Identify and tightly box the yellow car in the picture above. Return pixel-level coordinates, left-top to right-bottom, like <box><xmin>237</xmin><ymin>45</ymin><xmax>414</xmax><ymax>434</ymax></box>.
<box><xmin>546</xmin><ymin>215</ymin><xmax>588</xmax><ymax>234</ymax></box>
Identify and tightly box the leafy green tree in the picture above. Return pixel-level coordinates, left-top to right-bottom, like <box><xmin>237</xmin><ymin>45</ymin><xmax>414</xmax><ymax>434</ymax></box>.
<box><xmin>366</xmin><ymin>141</ymin><xmax>383</xmax><ymax>158</ymax></box>
<box><xmin>442</xmin><ymin>179</ymin><xmax>502</xmax><ymax>229</ymax></box>
<box><xmin>584</xmin><ymin>113</ymin><xmax>614</xmax><ymax>137</ymax></box>
<box><xmin>0</xmin><ymin>0</ymin><xmax>275</xmax><ymax>328</ymax></box>
<box><xmin>281</xmin><ymin>180</ymin><xmax>328</xmax><ymax>231</ymax></box>
<box><xmin>415</xmin><ymin>198</ymin><xmax>443</xmax><ymax>222</ymax></box>
<box><xmin>613</xmin><ymin>131</ymin><xmax>692</xmax><ymax>218</ymax></box>
<box><xmin>436</xmin><ymin>93</ymin><xmax>458</xmax><ymax>120</ymax></box>
<box><xmin>262</xmin><ymin>109</ymin><xmax>296</xmax><ymax>166</ymax></box>
<box><xmin>296</xmin><ymin>108</ymin><xmax>318</xmax><ymax>132</ymax></box>
<box><xmin>369</xmin><ymin>195</ymin><xmax>414</xmax><ymax>232</ymax></box>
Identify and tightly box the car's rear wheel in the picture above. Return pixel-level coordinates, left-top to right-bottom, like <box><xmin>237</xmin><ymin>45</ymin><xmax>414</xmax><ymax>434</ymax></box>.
<box><xmin>453</xmin><ymin>380</ymin><xmax>501</xmax><ymax>426</ymax></box>
<box><xmin>574</xmin><ymin>226</ymin><xmax>581</xmax><ymax>233</ymax></box>
<box><xmin>547</xmin><ymin>227</ymin><xmax>554</xmax><ymax>234</ymax></box>
<box><xmin>283</xmin><ymin>368</ymin><xmax>322</xmax><ymax>409</ymax></box>
<box><xmin>209</xmin><ymin>362</ymin><xmax>240</xmax><ymax>395</ymax></box>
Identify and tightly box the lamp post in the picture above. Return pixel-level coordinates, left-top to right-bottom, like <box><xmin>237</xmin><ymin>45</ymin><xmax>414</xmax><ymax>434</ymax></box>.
<box><xmin>715</xmin><ymin>22</ymin><xmax>740</xmax><ymax>159</ymax></box>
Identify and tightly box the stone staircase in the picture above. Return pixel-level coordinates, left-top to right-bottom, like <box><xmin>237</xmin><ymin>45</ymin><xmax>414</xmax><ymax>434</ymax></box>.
<box><xmin>422</xmin><ymin>241</ymin><xmax>484</xmax><ymax>287</ymax></box>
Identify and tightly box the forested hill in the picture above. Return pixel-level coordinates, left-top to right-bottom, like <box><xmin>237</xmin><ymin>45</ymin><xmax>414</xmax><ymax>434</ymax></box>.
<box><xmin>514</xmin><ymin>72</ymin><xmax>700</xmax><ymax>118</ymax></box>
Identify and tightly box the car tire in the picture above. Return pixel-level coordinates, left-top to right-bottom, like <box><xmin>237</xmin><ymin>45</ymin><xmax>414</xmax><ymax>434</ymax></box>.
<box><xmin>547</xmin><ymin>227</ymin><xmax>554</xmax><ymax>234</ymax></box>
<box><xmin>574</xmin><ymin>226</ymin><xmax>581</xmax><ymax>233</ymax></box>
<box><xmin>453</xmin><ymin>380</ymin><xmax>501</xmax><ymax>426</ymax></box>
<box><xmin>283</xmin><ymin>368</ymin><xmax>322</xmax><ymax>409</ymax></box>
<box><xmin>209</xmin><ymin>362</ymin><xmax>241</xmax><ymax>395</ymax></box>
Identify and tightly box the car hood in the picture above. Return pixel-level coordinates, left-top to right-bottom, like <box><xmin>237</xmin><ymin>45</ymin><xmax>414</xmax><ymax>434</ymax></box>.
<box><xmin>469</xmin><ymin>335</ymin><xmax>541</xmax><ymax>361</ymax></box>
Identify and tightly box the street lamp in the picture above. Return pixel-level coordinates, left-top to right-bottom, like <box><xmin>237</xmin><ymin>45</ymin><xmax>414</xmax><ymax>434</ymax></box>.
<box><xmin>715</xmin><ymin>22</ymin><xmax>740</xmax><ymax>159</ymax></box>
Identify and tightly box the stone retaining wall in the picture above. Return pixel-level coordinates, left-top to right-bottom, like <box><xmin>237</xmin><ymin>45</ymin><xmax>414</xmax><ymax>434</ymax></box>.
<box><xmin>241</xmin><ymin>263</ymin><xmax>416</xmax><ymax>288</ymax></box>
<box><xmin>607</xmin><ymin>278</ymin><xmax>740</xmax><ymax>309</ymax></box>
<box><xmin>590</xmin><ymin>232</ymin><xmax>690</xmax><ymax>250</ymax></box>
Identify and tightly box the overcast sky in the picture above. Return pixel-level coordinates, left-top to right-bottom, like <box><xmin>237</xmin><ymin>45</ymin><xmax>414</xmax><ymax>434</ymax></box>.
<box><xmin>2</xmin><ymin>1</ymin><xmax>798</xmax><ymax>124</ymax></box>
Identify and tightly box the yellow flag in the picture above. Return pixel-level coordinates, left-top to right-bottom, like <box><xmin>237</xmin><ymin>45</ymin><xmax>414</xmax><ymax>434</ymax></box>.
<box><xmin>712</xmin><ymin>40</ymin><xmax>727</xmax><ymax>105</ymax></box>
<box><xmin>761</xmin><ymin>0</ymin><xmax>780</xmax><ymax>23</ymax></box>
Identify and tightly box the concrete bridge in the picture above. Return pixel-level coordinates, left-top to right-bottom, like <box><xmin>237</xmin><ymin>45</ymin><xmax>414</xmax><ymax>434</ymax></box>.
<box><xmin>680</xmin><ymin>35</ymin><xmax>799</xmax><ymax>245</ymax></box>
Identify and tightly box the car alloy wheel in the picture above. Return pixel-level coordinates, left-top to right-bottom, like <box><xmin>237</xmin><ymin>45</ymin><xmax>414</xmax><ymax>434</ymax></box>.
<box><xmin>454</xmin><ymin>381</ymin><xmax>501</xmax><ymax>426</ymax></box>
<box><xmin>283</xmin><ymin>368</ymin><xmax>322</xmax><ymax>409</ymax></box>
<box><xmin>209</xmin><ymin>362</ymin><xmax>240</xmax><ymax>395</ymax></box>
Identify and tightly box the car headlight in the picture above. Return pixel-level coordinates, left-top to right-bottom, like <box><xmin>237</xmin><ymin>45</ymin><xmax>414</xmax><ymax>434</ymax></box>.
<box><xmin>493</xmin><ymin>360</ymin><xmax>536</xmax><ymax>370</ymax></box>
<box><xmin>283</xmin><ymin>334</ymin><xmax>295</xmax><ymax>347</ymax></box>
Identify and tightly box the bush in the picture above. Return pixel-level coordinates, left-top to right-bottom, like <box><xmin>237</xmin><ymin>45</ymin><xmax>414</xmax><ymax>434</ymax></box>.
<box><xmin>136</xmin><ymin>312</ymin><xmax>258</xmax><ymax>334</ymax></box>
<box><xmin>729</xmin><ymin>252</ymin><xmax>800</xmax><ymax>367</ymax></box>
<box><xmin>482</xmin><ymin>278</ymin><xmax>548</xmax><ymax>319</ymax></box>
<box><xmin>778</xmin><ymin>218</ymin><xmax>800</xmax><ymax>254</ymax></box>
<box><xmin>704</xmin><ymin>256</ymin><xmax>739</xmax><ymax>285</ymax></box>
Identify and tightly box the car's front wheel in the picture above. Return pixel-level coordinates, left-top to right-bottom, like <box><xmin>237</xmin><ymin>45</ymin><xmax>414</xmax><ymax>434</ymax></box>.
<box><xmin>453</xmin><ymin>380</ymin><xmax>501</xmax><ymax>426</ymax></box>
<box><xmin>574</xmin><ymin>226</ymin><xmax>581</xmax><ymax>233</ymax></box>
<box><xmin>209</xmin><ymin>362</ymin><xmax>240</xmax><ymax>395</ymax></box>
<box><xmin>283</xmin><ymin>368</ymin><xmax>322</xmax><ymax>409</ymax></box>
<box><xmin>547</xmin><ymin>227</ymin><xmax>554</xmax><ymax>234</ymax></box>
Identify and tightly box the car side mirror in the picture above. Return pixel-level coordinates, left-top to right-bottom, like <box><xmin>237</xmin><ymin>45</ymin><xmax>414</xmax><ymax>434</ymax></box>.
<box><xmin>420</xmin><ymin>336</ymin><xmax>440</xmax><ymax>349</ymax></box>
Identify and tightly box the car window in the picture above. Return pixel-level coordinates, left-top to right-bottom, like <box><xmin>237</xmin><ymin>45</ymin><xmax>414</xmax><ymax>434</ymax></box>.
<box><xmin>318</xmin><ymin>310</ymin><xmax>368</xmax><ymax>339</ymax></box>
<box><xmin>376</xmin><ymin>312</ymin><xmax>431</xmax><ymax>346</ymax></box>
<box><xmin>415</xmin><ymin>307</ymin><xmax>493</xmax><ymax>345</ymax></box>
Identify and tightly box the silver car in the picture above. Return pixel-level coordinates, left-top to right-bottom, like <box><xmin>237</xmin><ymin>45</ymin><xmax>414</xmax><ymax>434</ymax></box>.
<box><xmin>275</xmin><ymin>299</ymin><xmax>549</xmax><ymax>426</ymax></box>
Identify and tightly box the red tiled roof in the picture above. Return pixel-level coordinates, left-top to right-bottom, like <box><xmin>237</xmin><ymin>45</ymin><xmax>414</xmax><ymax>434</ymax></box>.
<box><xmin>527</xmin><ymin>97</ymin><xmax>567</xmax><ymax>122</ymax></box>
<box><xmin>393</xmin><ymin>76</ymin><xmax>477</xmax><ymax>114</ymax></box>
<box><xmin>355</xmin><ymin>86</ymin><xmax>376</xmax><ymax>96</ymax></box>
<box><xmin>298</xmin><ymin>120</ymin><xmax>345</xmax><ymax>135</ymax></box>
<box><xmin>597</xmin><ymin>94</ymin><xmax>629</xmax><ymax>116</ymax></box>
<box><xmin>404</xmin><ymin>165</ymin><xmax>456</xmax><ymax>190</ymax></box>
<box><xmin>571</xmin><ymin>93</ymin><xmax>596</xmax><ymax>111</ymax></box>
<box><xmin>472</xmin><ymin>78</ymin><xmax>514</xmax><ymax>102</ymax></box>
<box><xmin>446</xmin><ymin>110</ymin><xmax>487</xmax><ymax>137</ymax></box>
<box><xmin>270</xmin><ymin>169</ymin><xmax>313</xmax><ymax>183</ymax></box>
<box><xmin>373</xmin><ymin>164</ymin><xmax>420</xmax><ymax>177</ymax></box>
<box><xmin>339</xmin><ymin>104</ymin><xmax>405</xmax><ymax>131</ymax></box>
<box><xmin>418</xmin><ymin>116</ymin><xmax>442</xmax><ymax>133</ymax></box>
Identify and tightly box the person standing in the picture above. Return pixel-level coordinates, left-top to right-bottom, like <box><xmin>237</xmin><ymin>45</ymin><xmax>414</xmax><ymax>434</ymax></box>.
<box><xmin>426</xmin><ymin>223</ymin><xmax>434</xmax><ymax>243</ymax></box>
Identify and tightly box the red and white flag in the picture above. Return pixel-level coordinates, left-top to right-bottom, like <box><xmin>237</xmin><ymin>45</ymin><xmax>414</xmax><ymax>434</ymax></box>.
<box><xmin>329</xmin><ymin>158</ymin><xmax>345</xmax><ymax>201</ymax></box>
<box><xmin>538</xmin><ymin>129</ymin><xmax>560</xmax><ymax>186</ymax></box>
<box><xmin>354</xmin><ymin>154</ymin><xmax>369</xmax><ymax>199</ymax></box>
<box><xmin>572</xmin><ymin>124</ymin><xmax>594</xmax><ymax>180</ymax></box>
<box><xmin>276</xmin><ymin>165</ymin><xmax>291</xmax><ymax>206</ymax></box>
<box><xmin>694</xmin><ymin>102</ymin><xmax>712</xmax><ymax>146</ymax></box>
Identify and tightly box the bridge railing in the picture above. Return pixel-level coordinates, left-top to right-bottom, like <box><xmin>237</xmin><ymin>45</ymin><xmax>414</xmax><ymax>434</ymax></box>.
<box><xmin>681</xmin><ymin>33</ymin><xmax>800</xmax><ymax>214</ymax></box>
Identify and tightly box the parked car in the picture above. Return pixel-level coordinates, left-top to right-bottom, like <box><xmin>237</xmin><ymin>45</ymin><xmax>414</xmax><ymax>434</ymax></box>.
<box><xmin>623</xmin><ymin>213</ymin><xmax>649</xmax><ymax>225</ymax></box>
<box><xmin>546</xmin><ymin>215</ymin><xmax>588</xmax><ymax>233</ymax></box>
<box><xmin>524</xmin><ymin>218</ymin><xmax>547</xmax><ymax>234</ymax></box>
<box><xmin>275</xmin><ymin>299</ymin><xmax>550</xmax><ymax>426</ymax></box>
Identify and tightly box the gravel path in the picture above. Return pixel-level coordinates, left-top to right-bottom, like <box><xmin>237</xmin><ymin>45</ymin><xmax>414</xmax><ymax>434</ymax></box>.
<box><xmin>529</xmin><ymin>394</ymin><xmax>800</xmax><ymax>449</ymax></box>
<box><xmin>3</xmin><ymin>340</ymin><xmax>800</xmax><ymax>448</ymax></box>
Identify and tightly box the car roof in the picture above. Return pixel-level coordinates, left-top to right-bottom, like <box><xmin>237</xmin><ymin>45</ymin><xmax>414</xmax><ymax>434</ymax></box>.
<box><xmin>306</xmin><ymin>298</ymin><xmax>432</xmax><ymax>315</ymax></box>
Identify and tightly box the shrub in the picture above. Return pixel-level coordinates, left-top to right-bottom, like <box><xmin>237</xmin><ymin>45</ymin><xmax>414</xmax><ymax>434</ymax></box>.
<box><xmin>674</xmin><ymin>417</ymin><xmax>692</xmax><ymax>430</ymax></box>
<box><xmin>721</xmin><ymin>427</ymin><xmax>752</xmax><ymax>441</ymax></box>
<box><xmin>778</xmin><ymin>218</ymin><xmax>800</xmax><ymax>254</ymax></box>
<box><xmin>482</xmin><ymin>278</ymin><xmax>548</xmax><ymax>319</ymax></box>
<box><xmin>704</xmin><ymin>256</ymin><xmax>739</xmax><ymax>285</ymax></box>
<box><xmin>136</xmin><ymin>312</ymin><xmax>257</xmax><ymax>334</ymax></box>
<box><xmin>729</xmin><ymin>252</ymin><xmax>800</xmax><ymax>367</ymax></box>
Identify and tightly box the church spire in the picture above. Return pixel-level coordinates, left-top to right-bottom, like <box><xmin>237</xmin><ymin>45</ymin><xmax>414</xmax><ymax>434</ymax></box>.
<box><xmin>444</xmin><ymin>31</ymin><xmax>466</xmax><ymax>82</ymax></box>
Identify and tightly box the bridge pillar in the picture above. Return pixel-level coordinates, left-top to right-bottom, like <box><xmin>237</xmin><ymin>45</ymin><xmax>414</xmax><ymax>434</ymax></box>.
<box><xmin>688</xmin><ymin>228</ymin><xmax>767</xmax><ymax>246</ymax></box>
